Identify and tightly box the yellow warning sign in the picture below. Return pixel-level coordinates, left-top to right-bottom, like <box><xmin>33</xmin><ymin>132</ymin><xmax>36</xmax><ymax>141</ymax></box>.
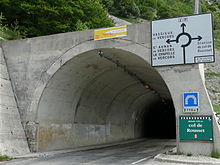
<box><xmin>94</xmin><ymin>26</ymin><xmax>127</xmax><ymax>40</ymax></box>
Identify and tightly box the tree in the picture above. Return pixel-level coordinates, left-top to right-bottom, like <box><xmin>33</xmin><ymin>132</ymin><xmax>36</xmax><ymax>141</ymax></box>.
<box><xmin>102</xmin><ymin>0</ymin><xmax>140</xmax><ymax>18</ymax></box>
<box><xmin>0</xmin><ymin>0</ymin><xmax>114</xmax><ymax>37</ymax></box>
<box><xmin>0</xmin><ymin>12</ymin><xmax>23</xmax><ymax>40</ymax></box>
<box><xmin>137</xmin><ymin>0</ymin><xmax>157</xmax><ymax>20</ymax></box>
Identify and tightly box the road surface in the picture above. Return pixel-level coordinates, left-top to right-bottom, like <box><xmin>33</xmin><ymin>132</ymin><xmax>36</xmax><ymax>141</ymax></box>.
<box><xmin>2</xmin><ymin>139</ymin><xmax>182</xmax><ymax>165</ymax></box>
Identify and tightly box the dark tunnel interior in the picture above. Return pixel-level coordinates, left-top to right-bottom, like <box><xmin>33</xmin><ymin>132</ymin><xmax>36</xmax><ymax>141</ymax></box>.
<box><xmin>141</xmin><ymin>100</ymin><xmax>176</xmax><ymax>139</ymax></box>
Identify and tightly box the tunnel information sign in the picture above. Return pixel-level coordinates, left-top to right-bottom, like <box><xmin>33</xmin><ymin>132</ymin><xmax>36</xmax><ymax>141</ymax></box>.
<box><xmin>151</xmin><ymin>13</ymin><xmax>215</xmax><ymax>66</ymax></box>
<box><xmin>183</xmin><ymin>92</ymin><xmax>199</xmax><ymax>113</ymax></box>
<box><xmin>179</xmin><ymin>116</ymin><xmax>213</xmax><ymax>142</ymax></box>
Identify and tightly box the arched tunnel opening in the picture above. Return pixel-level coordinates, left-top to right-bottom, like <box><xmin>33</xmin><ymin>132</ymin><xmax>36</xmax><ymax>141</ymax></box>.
<box><xmin>140</xmin><ymin>100</ymin><xmax>176</xmax><ymax>138</ymax></box>
<box><xmin>37</xmin><ymin>48</ymin><xmax>176</xmax><ymax>152</ymax></box>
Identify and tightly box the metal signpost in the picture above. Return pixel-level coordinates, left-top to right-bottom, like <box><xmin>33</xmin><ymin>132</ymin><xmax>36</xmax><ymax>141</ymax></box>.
<box><xmin>183</xmin><ymin>92</ymin><xmax>200</xmax><ymax>113</ymax></box>
<box><xmin>151</xmin><ymin>13</ymin><xmax>215</xmax><ymax>66</ymax></box>
<box><xmin>179</xmin><ymin>116</ymin><xmax>213</xmax><ymax>142</ymax></box>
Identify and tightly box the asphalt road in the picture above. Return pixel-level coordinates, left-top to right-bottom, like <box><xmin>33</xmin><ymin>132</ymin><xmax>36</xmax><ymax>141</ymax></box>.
<box><xmin>2</xmin><ymin>139</ymin><xmax>179</xmax><ymax>165</ymax></box>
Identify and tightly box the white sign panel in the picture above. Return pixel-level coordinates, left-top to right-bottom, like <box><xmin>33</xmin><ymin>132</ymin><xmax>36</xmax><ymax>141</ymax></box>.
<box><xmin>151</xmin><ymin>13</ymin><xmax>215</xmax><ymax>66</ymax></box>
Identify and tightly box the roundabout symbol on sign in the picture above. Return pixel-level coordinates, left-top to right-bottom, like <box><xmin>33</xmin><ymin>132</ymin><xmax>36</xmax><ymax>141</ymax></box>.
<box><xmin>151</xmin><ymin>13</ymin><xmax>214</xmax><ymax>66</ymax></box>
<box><xmin>166</xmin><ymin>23</ymin><xmax>202</xmax><ymax>64</ymax></box>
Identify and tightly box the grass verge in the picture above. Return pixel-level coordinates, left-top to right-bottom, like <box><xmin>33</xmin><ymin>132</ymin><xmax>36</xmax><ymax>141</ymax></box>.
<box><xmin>212</xmin><ymin>152</ymin><xmax>220</xmax><ymax>158</ymax></box>
<box><xmin>0</xmin><ymin>155</ymin><xmax>12</xmax><ymax>161</ymax></box>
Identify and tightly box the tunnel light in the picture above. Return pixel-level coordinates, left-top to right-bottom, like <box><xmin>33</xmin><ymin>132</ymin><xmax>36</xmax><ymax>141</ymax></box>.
<box><xmin>97</xmin><ymin>50</ymin><xmax>162</xmax><ymax>98</ymax></box>
<box><xmin>143</xmin><ymin>84</ymin><xmax>150</xmax><ymax>89</ymax></box>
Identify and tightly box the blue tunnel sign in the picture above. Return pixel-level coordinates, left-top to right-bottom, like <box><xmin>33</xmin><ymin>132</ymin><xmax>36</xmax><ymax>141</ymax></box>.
<box><xmin>183</xmin><ymin>92</ymin><xmax>199</xmax><ymax>113</ymax></box>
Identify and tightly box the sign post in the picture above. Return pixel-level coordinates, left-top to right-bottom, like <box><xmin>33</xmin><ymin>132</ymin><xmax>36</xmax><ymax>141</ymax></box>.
<box><xmin>151</xmin><ymin>13</ymin><xmax>215</xmax><ymax>66</ymax></box>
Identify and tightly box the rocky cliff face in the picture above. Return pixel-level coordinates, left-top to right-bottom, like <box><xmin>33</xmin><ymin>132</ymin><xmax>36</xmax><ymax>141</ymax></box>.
<box><xmin>205</xmin><ymin>50</ymin><xmax>220</xmax><ymax>106</ymax></box>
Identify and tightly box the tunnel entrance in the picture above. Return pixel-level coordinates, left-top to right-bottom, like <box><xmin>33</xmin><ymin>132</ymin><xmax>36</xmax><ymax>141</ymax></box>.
<box><xmin>140</xmin><ymin>100</ymin><xmax>176</xmax><ymax>139</ymax></box>
<box><xmin>36</xmin><ymin>48</ymin><xmax>176</xmax><ymax>152</ymax></box>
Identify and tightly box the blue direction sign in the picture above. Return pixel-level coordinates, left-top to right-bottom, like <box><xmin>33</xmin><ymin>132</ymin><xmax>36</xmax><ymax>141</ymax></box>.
<box><xmin>183</xmin><ymin>92</ymin><xmax>199</xmax><ymax>113</ymax></box>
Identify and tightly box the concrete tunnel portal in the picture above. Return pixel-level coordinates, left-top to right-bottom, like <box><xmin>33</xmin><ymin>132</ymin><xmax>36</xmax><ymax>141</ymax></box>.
<box><xmin>37</xmin><ymin>48</ymin><xmax>176</xmax><ymax>152</ymax></box>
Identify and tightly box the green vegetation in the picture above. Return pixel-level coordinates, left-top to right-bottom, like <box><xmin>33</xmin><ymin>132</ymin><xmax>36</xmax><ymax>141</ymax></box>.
<box><xmin>215</xmin><ymin>39</ymin><xmax>220</xmax><ymax>50</ymax></box>
<box><xmin>0</xmin><ymin>0</ymin><xmax>220</xmax><ymax>44</ymax></box>
<box><xmin>205</xmin><ymin>72</ymin><xmax>220</xmax><ymax>78</ymax></box>
<box><xmin>201</xmin><ymin>1</ymin><xmax>220</xmax><ymax>49</ymax></box>
<box><xmin>186</xmin><ymin>153</ymin><xmax>192</xmax><ymax>156</ymax></box>
<box><xmin>0</xmin><ymin>155</ymin><xmax>12</xmax><ymax>161</ymax></box>
<box><xmin>118</xmin><ymin>17</ymin><xmax>142</xmax><ymax>24</ymax></box>
<box><xmin>214</xmin><ymin>104</ymin><xmax>220</xmax><ymax>113</ymax></box>
<box><xmin>101</xmin><ymin>0</ymin><xmax>194</xmax><ymax>20</ymax></box>
<box><xmin>0</xmin><ymin>0</ymin><xmax>113</xmax><ymax>38</ymax></box>
<box><xmin>102</xmin><ymin>0</ymin><xmax>220</xmax><ymax>49</ymax></box>
<box><xmin>0</xmin><ymin>13</ymin><xmax>24</xmax><ymax>41</ymax></box>
<box><xmin>212</xmin><ymin>151</ymin><xmax>220</xmax><ymax>158</ymax></box>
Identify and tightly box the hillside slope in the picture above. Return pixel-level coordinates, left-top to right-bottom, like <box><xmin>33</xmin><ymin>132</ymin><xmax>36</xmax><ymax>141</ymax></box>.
<box><xmin>205</xmin><ymin>50</ymin><xmax>220</xmax><ymax>111</ymax></box>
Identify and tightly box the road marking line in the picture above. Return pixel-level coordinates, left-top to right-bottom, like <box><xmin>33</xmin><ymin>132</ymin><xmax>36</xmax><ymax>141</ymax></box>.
<box><xmin>131</xmin><ymin>156</ymin><xmax>151</xmax><ymax>164</ymax></box>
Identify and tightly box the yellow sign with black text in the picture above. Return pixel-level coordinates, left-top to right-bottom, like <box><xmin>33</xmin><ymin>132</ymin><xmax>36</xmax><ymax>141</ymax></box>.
<box><xmin>94</xmin><ymin>26</ymin><xmax>127</xmax><ymax>40</ymax></box>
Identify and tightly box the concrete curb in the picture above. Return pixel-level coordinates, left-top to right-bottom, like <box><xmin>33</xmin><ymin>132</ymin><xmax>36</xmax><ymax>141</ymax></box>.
<box><xmin>15</xmin><ymin>138</ymin><xmax>146</xmax><ymax>159</ymax></box>
<box><xmin>154</xmin><ymin>153</ymin><xmax>220</xmax><ymax>165</ymax></box>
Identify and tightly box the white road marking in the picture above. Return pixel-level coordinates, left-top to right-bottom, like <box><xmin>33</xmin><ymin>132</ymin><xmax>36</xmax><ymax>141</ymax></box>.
<box><xmin>131</xmin><ymin>156</ymin><xmax>151</xmax><ymax>164</ymax></box>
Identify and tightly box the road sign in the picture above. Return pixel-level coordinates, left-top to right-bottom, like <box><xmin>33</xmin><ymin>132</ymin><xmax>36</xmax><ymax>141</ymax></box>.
<box><xmin>183</xmin><ymin>92</ymin><xmax>199</xmax><ymax>113</ymax></box>
<box><xmin>94</xmin><ymin>26</ymin><xmax>127</xmax><ymax>40</ymax></box>
<box><xmin>151</xmin><ymin>13</ymin><xmax>215</xmax><ymax>66</ymax></box>
<box><xmin>179</xmin><ymin>115</ymin><xmax>213</xmax><ymax>142</ymax></box>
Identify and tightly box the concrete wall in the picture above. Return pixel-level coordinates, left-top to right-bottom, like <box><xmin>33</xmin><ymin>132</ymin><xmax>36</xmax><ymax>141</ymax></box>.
<box><xmin>0</xmin><ymin>46</ymin><xmax>30</xmax><ymax>156</ymax></box>
<box><xmin>157</xmin><ymin>64</ymin><xmax>220</xmax><ymax>155</ymax></box>
<box><xmin>1</xmin><ymin>22</ymin><xmax>220</xmax><ymax>156</ymax></box>
<box><xmin>36</xmin><ymin>48</ymin><xmax>167</xmax><ymax>151</ymax></box>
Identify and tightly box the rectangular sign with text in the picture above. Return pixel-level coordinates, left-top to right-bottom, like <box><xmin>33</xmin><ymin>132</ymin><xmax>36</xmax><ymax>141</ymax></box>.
<box><xmin>179</xmin><ymin>115</ymin><xmax>213</xmax><ymax>142</ymax></box>
<box><xmin>94</xmin><ymin>26</ymin><xmax>127</xmax><ymax>40</ymax></box>
<box><xmin>151</xmin><ymin>13</ymin><xmax>215</xmax><ymax>66</ymax></box>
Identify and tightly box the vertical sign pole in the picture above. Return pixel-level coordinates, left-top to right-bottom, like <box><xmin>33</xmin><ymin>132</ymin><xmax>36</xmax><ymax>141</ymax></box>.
<box><xmin>194</xmin><ymin>0</ymin><xmax>205</xmax><ymax>82</ymax></box>
<box><xmin>194</xmin><ymin>0</ymin><xmax>200</xmax><ymax>14</ymax></box>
